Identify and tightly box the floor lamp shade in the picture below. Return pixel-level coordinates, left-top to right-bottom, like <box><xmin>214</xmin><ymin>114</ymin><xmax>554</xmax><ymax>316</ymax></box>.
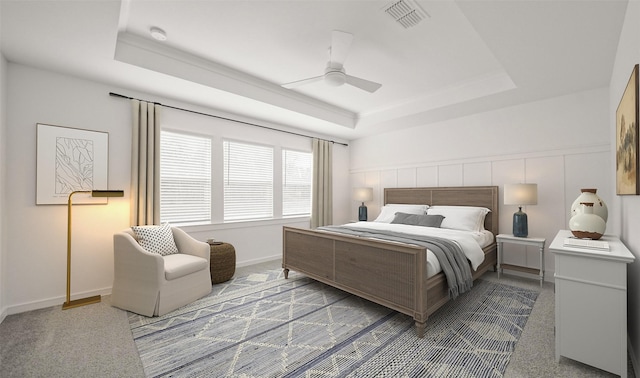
<box><xmin>63</xmin><ymin>189</ymin><xmax>124</xmax><ymax>310</ymax></box>
<box><xmin>504</xmin><ymin>184</ymin><xmax>537</xmax><ymax>237</ymax></box>
<box><xmin>353</xmin><ymin>187</ymin><xmax>373</xmax><ymax>221</ymax></box>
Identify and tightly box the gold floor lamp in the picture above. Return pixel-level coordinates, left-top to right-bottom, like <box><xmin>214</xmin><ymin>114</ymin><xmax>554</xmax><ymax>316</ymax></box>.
<box><xmin>63</xmin><ymin>189</ymin><xmax>124</xmax><ymax>310</ymax></box>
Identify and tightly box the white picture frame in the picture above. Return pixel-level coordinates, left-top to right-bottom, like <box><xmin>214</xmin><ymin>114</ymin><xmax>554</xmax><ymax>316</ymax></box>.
<box><xmin>36</xmin><ymin>123</ymin><xmax>109</xmax><ymax>205</ymax></box>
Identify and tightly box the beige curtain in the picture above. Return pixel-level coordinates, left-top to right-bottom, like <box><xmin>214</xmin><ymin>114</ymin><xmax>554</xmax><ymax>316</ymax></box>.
<box><xmin>311</xmin><ymin>138</ymin><xmax>332</xmax><ymax>228</ymax></box>
<box><xmin>130</xmin><ymin>100</ymin><xmax>161</xmax><ymax>226</ymax></box>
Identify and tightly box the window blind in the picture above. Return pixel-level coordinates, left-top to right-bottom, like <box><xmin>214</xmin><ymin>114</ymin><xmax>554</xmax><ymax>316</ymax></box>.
<box><xmin>223</xmin><ymin>140</ymin><xmax>273</xmax><ymax>221</ymax></box>
<box><xmin>282</xmin><ymin>149</ymin><xmax>312</xmax><ymax>216</ymax></box>
<box><xmin>160</xmin><ymin>131</ymin><xmax>211</xmax><ymax>224</ymax></box>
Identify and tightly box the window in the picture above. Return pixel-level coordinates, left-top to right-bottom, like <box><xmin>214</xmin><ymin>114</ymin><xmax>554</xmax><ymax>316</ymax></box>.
<box><xmin>160</xmin><ymin>130</ymin><xmax>310</xmax><ymax>224</ymax></box>
<box><xmin>282</xmin><ymin>149</ymin><xmax>312</xmax><ymax>216</ymax></box>
<box><xmin>223</xmin><ymin>140</ymin><xmax>273</xmax><ymax>221</ymax></box>
<box><xmin>160</xmin><ymin>131</ymin><xmax>211</xmax><ymax>224</ymax></box>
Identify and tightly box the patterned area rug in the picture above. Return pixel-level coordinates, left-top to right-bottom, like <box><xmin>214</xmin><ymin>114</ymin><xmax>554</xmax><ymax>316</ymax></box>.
<box><xmin>129</xmin><ymin>269</ymin><xmax>539</xmax><ymax>377</ymax></box>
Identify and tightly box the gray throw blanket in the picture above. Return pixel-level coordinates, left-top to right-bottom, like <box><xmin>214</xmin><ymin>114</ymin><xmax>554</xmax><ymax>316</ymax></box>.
<box><xmin>317</xmin><ymin>226</ymin><xmax>473</xmax><ymax>299</ymax></box>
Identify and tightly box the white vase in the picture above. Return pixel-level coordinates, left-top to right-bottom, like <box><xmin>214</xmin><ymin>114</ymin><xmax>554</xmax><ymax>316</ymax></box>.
<box><xmin>569</xmin><ymin>202</ymin><xmax>606</xmax><ymax>240</ymax></box>
<box><xmin>571</xmin><ymin>188</ymin><xmax>608</xmax><ymax>222</ymax></box>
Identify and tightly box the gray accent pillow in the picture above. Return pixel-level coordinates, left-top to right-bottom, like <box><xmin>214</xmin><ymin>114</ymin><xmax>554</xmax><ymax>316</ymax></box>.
<box><xmin>391</xmin><ymin>212</ymin><xmax>445</xmax><ymax>228</ymax></box>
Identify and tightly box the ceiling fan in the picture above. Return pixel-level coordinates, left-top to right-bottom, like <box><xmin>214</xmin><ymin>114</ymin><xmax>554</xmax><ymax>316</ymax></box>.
<box><xmin>282</xmin><ymin>30</ymin><xmax>382</xmax><ymax>93</ymax></box>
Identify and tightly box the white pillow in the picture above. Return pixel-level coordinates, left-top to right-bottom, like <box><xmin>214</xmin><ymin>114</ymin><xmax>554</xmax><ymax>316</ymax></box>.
<box><xmin>131</xmin><ymin>223</ymin><xmax>179</xmax><ymax>256</ymax></box>
<box><xmin>373</xmin><ymin>204</ymin><xmax>429</xmax><ymax>223</ymax></box>
<box><xmin>427</xmin><ymin>206</ymin><xmax>490</xmax><ymax>232</ymax></box>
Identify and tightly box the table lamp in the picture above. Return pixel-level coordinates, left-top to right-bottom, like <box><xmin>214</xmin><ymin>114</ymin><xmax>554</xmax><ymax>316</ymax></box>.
<box><xmin>504</xmin><ymin>183</ymin><xmax>537</xmax><ymax>237</ymax></box>
<box><xmin>63</xmin><ymin>189</ymin><xmax>124</xmax><ymax>310</ymax></box>
<box><xmin>353</xmin><ymin>187</ymin><xmax>373</xmax><ymax>221</ymax></box>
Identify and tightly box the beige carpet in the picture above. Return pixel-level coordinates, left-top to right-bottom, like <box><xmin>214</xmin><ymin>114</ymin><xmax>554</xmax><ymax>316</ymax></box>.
<box><xmin>0</xmin><ymin>295</ymin><xmax>145</xmax><ymax>377</ymax></box>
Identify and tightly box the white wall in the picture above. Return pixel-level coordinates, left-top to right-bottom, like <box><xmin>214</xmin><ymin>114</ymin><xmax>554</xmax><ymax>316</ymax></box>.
<box><xmin>610</xmin><ymin>0</ymin><xmax>640</xmax><ymax>370</ymax></box>
<box><xmin>350</xmin><ymin>87</ymin><xmax>611</xmax><ymax>280</ymax></box>
<box><xmin>5</xmin><ymin>64</ymin><xmax>131</xmax><ymax>314</ymax></box>
<box><xmin>2</xmin><ymin>63</ymin><xmax>349</xmax><ymax>315</ymax></box>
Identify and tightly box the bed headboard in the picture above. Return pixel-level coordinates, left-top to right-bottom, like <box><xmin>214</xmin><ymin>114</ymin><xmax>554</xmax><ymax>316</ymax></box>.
<box><xmin>384</xmin><ymin>186</ymin><xmax>499</xmax><ymax>236</ymax></box>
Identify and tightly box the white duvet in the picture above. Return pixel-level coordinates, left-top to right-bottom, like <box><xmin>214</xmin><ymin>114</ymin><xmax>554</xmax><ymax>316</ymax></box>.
<box><xmin>339</xmin><ymin>222</ymin><xmax>493</xmax><ymax>278</ymax></box>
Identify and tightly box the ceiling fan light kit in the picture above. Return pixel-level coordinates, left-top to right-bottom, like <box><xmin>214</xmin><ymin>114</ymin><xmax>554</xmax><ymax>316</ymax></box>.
<box><xmin>325</xmin><ymin>70</ymin><xmax>346</xmax><ymax>87</ymax></box>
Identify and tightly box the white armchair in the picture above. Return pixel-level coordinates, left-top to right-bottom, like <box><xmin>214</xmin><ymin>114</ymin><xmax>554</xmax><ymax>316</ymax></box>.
<box><xmin>111</xmin><ymin>226</ymin><xmax>211</xmax><ymax>316</ymax></box>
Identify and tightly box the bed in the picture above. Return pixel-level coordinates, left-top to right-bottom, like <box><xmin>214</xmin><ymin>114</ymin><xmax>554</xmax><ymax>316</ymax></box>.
<box><xmin>282</xmin><ymin>186</ymin><xmax>499</xmax><ymax>337</ymax></box>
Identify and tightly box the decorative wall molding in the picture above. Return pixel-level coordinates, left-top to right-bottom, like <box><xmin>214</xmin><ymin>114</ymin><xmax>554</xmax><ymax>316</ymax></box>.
<box><xmin>350</xmin><ymin>143</ymin><xmax>610</xmax><ymax>174</ymax></box>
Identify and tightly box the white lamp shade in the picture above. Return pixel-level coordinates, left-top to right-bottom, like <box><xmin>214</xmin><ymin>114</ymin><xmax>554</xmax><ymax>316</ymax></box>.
<box><xmin>353</xmin><ymin>187</ymin><xmax>373</xmax><ymax>202</ymax></box>
<box><xmin>504</xmin><ymin>183</ymin><xmax>538</xmax><ymax>206</ymax></box>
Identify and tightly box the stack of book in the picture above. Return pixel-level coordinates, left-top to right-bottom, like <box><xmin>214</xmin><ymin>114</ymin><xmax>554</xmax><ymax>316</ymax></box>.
<box><xmin>563</xmin><ymin>237</ymin><xmax>610</xmax><ymax>251</ymax></box>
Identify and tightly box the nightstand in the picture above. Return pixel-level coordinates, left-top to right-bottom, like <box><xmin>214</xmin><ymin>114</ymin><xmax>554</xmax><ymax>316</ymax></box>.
<box><xmin>496</xmin><ymin>233</ymin><xmax>546</xmax><ymax>286</ymax></box>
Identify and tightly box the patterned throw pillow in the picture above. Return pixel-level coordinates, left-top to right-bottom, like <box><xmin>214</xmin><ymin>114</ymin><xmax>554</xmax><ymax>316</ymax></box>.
<box><xmin>131</xmin><ymin>223</ymin><xmax>179</xmax><ymax>256</ymax></box>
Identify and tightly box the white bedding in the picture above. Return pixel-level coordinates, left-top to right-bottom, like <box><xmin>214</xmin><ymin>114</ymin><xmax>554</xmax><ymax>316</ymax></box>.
<box><xmin>340</xmin><ymin>222</ymin><xmax>493</xmax><ymax>278</ymax></box>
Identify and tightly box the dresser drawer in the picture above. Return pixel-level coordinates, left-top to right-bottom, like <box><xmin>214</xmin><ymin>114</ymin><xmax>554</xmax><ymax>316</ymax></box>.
<box><xmin>555</xmin><ymin>253</ymin><xmax>627</xmax><ymax>288</ymax></box>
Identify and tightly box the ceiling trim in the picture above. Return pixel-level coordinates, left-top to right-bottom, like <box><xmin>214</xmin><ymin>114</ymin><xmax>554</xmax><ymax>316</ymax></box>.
<box><xmin>114</xmin><ymin>32</ymin><xmax>358</xmax><ymax>128</ymax></box>
<box><xmin>357</xmin><ymin>70</ymin><xmax>516</xmax><ymax>127</ymax></box>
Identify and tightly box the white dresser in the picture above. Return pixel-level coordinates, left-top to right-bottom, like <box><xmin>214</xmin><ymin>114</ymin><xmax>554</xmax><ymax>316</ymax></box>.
<box><xmin>550</xmin><ymin>230</ymin><xmax>634</xmax><ymax>377</ymax></box>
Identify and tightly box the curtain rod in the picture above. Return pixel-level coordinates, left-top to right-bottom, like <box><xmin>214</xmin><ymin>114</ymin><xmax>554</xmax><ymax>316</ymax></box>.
<box><xmin>109</xmin><ymin>92</ymin><xmax>348</xmax><ymax>147</ymax></box>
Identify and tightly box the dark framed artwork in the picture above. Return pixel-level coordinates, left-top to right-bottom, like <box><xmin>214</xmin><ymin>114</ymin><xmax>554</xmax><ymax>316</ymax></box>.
<box><xmin>36</xmin><ymin>123</ymin><xmax>109</xmax><ymax>204</ymax></box>
<box><xmin>616</xmin><ymin>64</ymin><xmax>639</xmax><ymax>195</ymax></box>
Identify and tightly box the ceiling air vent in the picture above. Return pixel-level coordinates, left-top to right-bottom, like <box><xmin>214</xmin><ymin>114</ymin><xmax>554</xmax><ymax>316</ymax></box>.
<box><xmin>383</xmin><ymin>0</ymin><xmax>429</xmax><ymax>28</ymax></box>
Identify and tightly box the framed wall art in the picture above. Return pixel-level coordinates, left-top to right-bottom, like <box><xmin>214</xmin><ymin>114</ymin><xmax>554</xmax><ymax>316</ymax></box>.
<box><xmin>36</xmin><ymin>123</ymin><xmax>109</xmax><ymax>205</ymax></box>
<box><xmin>616</xmin><ymin>64</ymin><xmax>639</xmax><ymax>195</ymax></box>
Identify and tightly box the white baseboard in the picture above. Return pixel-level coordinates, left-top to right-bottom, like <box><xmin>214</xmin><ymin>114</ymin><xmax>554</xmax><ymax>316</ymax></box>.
<box><xmin>0</xmin><ymin>306</ymin><xmax>7</xmax><ymax>324</ymax></box>
<box><xmin>495</xmin><ymin>268</ymin><xmax>554</xmax><ymax>283</ymax></box>
<box><xmin>236</xmin><ymin>254</ymin><xmax>281</xmax><ymax>268</ymax></box>
<box><xmin>3</xmin><ymin>257</ymin><xmax>283</xmax><ymax>317</ymax></box>
<box><xmin>4</xmin><ymin>287</ymin><xmax>112</xmax><ymax>316</ymax></box>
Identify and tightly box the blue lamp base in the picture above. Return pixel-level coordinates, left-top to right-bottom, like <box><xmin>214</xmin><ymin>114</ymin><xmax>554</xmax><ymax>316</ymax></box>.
<box><xmin>512</xmin><ymin>207</ymin><xmax>528</xmax><ymax>237</ymax></box>
<box><xmin>358</xmin><ymin>203</ymin><xmax>368</xmax><ymax>221</ymax></box>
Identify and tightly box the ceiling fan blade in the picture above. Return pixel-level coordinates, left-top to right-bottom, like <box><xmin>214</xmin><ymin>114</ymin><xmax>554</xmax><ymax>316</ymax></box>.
<box><xmin>330</xmin><ymin>30</ymin><xmax>353</xmax><ymax>65</ymax></box>
<box><xmin>281</xmin><ymin>75</ymin><xmax>324</xmax><ymax>89</ymax></box>
<box><xmin>345</xmin><ymin>74</ymin><xmax>382</xmax><ymax>93</ymax></box>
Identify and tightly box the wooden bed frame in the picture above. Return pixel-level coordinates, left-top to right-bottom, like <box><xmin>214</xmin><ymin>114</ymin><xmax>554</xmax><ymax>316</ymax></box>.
<box><xmin>282</xmin><ymin>186</ymin><xmax>499</xmax><ymax>337</ymax></box>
